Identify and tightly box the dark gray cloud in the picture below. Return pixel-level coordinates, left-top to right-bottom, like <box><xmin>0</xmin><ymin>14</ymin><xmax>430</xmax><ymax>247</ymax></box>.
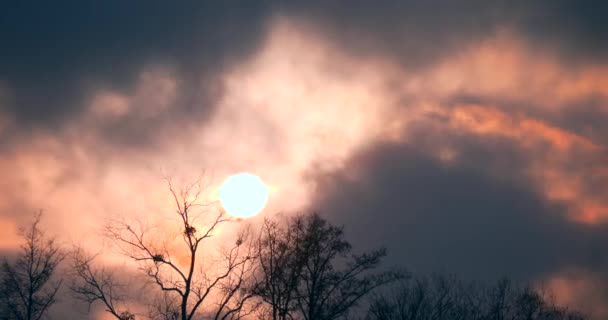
<box><xmin>2</xmin><ymin>1</ymin><xmax>606</xmax><ymax>132</ymax></box>
<box><xmin>309</xmin><ymin>129</ymin><xmax>608</xmax><ymax>282</ymax></box>
<box><xmin>285</xmin><ymin>0</ymin><xmax>608</xmax><ymax>68</ymax></box>
<box><xmin>513</xmin><ymin>0</ymin><xmax>608</xmax><ymax>64</ymax></box>
<box><xmin>0</xmin><ymin>1</ymin><xmax>273</xmax><ymax>132</ymax></box>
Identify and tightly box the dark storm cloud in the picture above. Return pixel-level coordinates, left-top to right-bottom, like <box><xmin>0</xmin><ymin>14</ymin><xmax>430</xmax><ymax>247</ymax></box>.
<box><xmin>0</xmin><ymin>1</ymin><xmax>272</xmax><ymax>130</ymax></box>
<box><xmin>309</xmin><ymin>131</ymin><xmax>608</xmax><ymax>282</ymax></box>
<box><xmin>283</xmin><ymin>1</ymin><xmax>510</xmax><ymax>68</ymax></box>
<box><xmin>1</xmin><ymin>1</ymin><xmax>606</xmax><ymax>139</ymax></box>
<box><xmin>285</xmin><ymin>0</ymin><xmax>608</xmax><ymax>67</ymax></box>
<box><xmin>514</xmin><ymin>0</ymin><xmax>608</xmax><ymax>63</ymax></box>
<box><xmin>0</xmin><ymin>0</ymin><xmax>608</xmax><ymax>121</ymax></box>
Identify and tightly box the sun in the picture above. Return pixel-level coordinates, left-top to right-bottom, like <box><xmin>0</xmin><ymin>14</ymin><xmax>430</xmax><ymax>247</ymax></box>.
<box><xmin>219</xmin><ymin>173</ymin><xmax>269</xmax><ymax>218</ymax></box>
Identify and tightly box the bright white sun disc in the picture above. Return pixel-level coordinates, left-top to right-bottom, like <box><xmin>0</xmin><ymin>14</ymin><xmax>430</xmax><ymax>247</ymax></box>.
<box><xmin>219</xmin><ymin>173</ymin><xmax>269</xmax><ymax>218</ymax></box>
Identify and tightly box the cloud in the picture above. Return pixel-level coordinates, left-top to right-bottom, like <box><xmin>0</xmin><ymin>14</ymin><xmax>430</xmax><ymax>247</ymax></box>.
<box><xmin>545</xmin><ymin>269</ymin><xmax>608</xmax><ymax>319</ymax></box>
<box><xmin>311</xmin><ymin>128</ymin><xmax>607</xmax><ymax>273</ymax></box>
<box><xmin>0</xmin><ymin>16</ymin><xmax>400</xmax><ymax>248</ymax></box>
<box><xmin>0</xmin><ymin>2</ymin><xmax>272</xmax><ymax>132</ymax></box>
<box><xmin>307</xmin><ymin>126</ymin><xmax>608</xmax><ymax>320</ymax></box>
<box><xmin>282</xmin><ymin>1</ymin><xmax>608</xmax><ymax>68</ymax></box>
<box><xmin>3</xmin><ymin>1</ymin><xmax>607</xmax><ymax>132</ymax></box>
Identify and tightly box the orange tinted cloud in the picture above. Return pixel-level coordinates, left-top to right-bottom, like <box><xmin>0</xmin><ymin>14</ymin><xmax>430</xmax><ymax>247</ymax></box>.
<box><xmin>0</xmin><ymin>217</ymin><xmax>18</xmax><ymax>250</ymax></box>
<box><xmin>545</xmin><ymin>270</ymin><xmax>608</xmax><ymax>319</ymax></box>
<box><xmin>401</xmin><ymin>31</ymin><xmax>608</xmax><ymax>108</ymax></box>
<box><xmin>437</xmin><ymin>104</ymin><xmax>607</xmax><ymax>223</ymax></box>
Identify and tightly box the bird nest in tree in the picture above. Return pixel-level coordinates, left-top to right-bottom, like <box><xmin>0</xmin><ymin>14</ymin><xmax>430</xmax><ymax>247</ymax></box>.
<box><xmin>184</xmin><ymin>225</ymin><xmax>197</xmax><ymax>236</ymax></box>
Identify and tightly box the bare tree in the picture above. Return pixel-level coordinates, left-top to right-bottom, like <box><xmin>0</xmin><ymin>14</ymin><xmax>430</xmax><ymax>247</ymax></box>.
<box><xmin>255</xmin><ymin>213</ymin><xmax>402</xmax><ymax>320</ymax></box>
<box><xmin>72</xmin><ymin>178</ymin><xmax>257</xmax><ymax>320</ymax></box>
<box><xmin>254</xmin><ymin>217</ymin><xmax>305</xmax><ymax>320</ymax></box>
<box><xmin>148</xmin><ymin>292</ymin><xmax>180</xmax><ymax>320</ymax></box>
<box><xmin>0</xmin><ymin>212</ymin><xmax>64</xmax><ymax>320</ymax></box>
<box><xmin>366</xmin><ymin>275</ymin><xmax>588</xmax><ymax>320</ymax></box>
<box><xmin>208</xmin><ymin>228</ymin><xmax>261</xmax><ymax>320</ymax></box>
<box><xmin>68</xmin><ymin>248</ymin><xmax>135</xmax><ymax>320</ymax></box>
<box><xmin>294</xmin><ymin>213</ymin><xmax>402</xmax><ymax>320</ymax></box>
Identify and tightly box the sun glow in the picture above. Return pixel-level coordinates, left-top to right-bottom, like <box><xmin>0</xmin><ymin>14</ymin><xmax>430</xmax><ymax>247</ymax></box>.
<box><xmin>219</xmin><ymin>173</ymin><xmax>269</xmax><ymax>218</ymax></box>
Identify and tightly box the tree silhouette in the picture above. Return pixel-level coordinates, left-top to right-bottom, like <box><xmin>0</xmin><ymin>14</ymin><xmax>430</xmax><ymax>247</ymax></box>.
<box><xmin>255</xmin><ymin>213</ymin><xmax>402</xmax><ymax>320</ymax></box>
<box><xmin>0</xmin><ymin>212</ymin><xmax>64</xmax><ymax>320</ymax></box>
<box><xmin>68</xmin><ymin>248</ymin><xmax>135</xmax><ymax>319</ymax></box>
<box><xmin>367</xmin><ymin>275</ymin><xmax>588</xmax><ymax>320</ymax></box>
<box><xmin>148</xmin><ymin>292</ymin><xmax>180</xmax><ymax>320</ymax></box>
<box><xmin>70</xmin><ymin>179</ymin><xmax>258</xmax><ymax>320</ymax></box>
<box><xmin>254</xmin><ymin>217</ymin><xmax>305</xmax><ymax>320</ymax></box>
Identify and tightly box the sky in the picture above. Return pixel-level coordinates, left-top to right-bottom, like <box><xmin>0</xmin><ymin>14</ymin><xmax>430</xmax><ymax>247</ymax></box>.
<box><xmin>1</xmin><ymin>1</ymin><xmax>608</xmax><ymax>318</ymax></box>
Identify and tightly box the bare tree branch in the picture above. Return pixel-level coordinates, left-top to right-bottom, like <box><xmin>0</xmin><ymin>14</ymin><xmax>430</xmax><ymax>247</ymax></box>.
<box><xmin>254</xmin><ymin>213</ymin><xmax>403</xmax><ymax>320</ymax></box>
<box><xmin>367</xmin><ymin>275</ymin><xmax>589</xmax><ymax>320</ymax></box>
<box><xmin>0</xmin><ymin>212</ymin><xmax>65</xmax><ymax>320</ymax></box>
<box><xmin>74</xmin><ymin>178</ymin><xmax>255</xmax><ymax>320</ymax></box>
<box><xmin>68</xmin><ymin>247</ymin><xmax>136</xmax><ymax>319</ymax></box>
